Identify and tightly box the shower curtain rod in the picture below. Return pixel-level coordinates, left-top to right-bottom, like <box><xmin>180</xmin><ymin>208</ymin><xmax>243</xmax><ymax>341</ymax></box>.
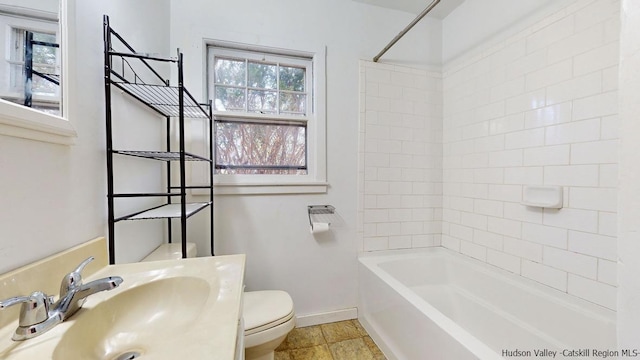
<box><xmin>373</xmin><ymin>0</ymin><xmax>441</xmax><ymax>62</ymax></box>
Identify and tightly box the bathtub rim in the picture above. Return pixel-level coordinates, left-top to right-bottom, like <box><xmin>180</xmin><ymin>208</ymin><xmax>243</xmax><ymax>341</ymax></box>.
<box><xmin>357</xmin><ymin>247</ymin><xmax>616</xmax><ymax>359</ymax></box>
<box><xmin>359</xmin><ymin>247</ymin><xmax>615</xmax><ymax>320</ymax></box>
<box><xmin>359</xmin><ymin>248</ymin><xmax>503</xmax><ymax>359</ymax></box>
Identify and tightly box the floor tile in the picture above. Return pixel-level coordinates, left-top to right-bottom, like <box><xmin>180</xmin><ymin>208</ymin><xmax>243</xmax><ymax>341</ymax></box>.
<box><xmin>289</xmin><ymin>344</ymin><xmax>333</xmax><ymax>360</ymax></box>
<box><xmin>352</xmin><ymin>319</ymin><xmax>369</xmax><ymax>337</ymax></box>
<box><xmin>320</xmin><ymin>320</ymin><xmax>363</xmax><ymax>343</ymax></box>
<box><xmin>329</xmin><ymin>338</ymin><xmax>375</xmax><ymax>360</ymax></box>
<box><xmin>276</xmin><ymin>319</ymin><xmax>387</xmax><ymax>360</ymax></box>
<box><xmin>274</xmin><ymin>351</ymin><xmax>292</xmax><ymax>360</ymax></box>
<box><xmin>364</xmin><ymin>336</ymin><xmax>387</xmax><ymax>360</ymax></box>
<box><xmin>277</xmin><ymin>325</ymin><xmax>325</xmax><ymax>350</ymax></box>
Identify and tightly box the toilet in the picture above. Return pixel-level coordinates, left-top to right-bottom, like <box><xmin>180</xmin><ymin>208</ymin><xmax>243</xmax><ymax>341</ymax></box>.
<box><xmin>243</xmin><ymin>290</ymin><xmax>296</xmax><ymax>360</ymax></box>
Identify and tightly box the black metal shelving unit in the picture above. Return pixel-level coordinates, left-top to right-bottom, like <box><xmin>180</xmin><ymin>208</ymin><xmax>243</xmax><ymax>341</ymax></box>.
<box><xmin>103</xmin><ymin>15</ymin><xmax>214</xmax><ymax>264</ymax></box>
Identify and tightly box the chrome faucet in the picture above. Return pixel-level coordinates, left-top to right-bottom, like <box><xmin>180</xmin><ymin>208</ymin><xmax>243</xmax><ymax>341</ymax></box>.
<box><xmin>0</xmin><ymin>256</ymin><xmax>123</xmax><ymax>341</ymax></box>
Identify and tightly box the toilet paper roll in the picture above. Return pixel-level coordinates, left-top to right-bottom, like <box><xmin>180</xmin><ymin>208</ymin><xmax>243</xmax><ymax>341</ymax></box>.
<box><xmin>310</xmin><ymin>222</ymin><xmax>330</xmax><ymax>234</ymax></box>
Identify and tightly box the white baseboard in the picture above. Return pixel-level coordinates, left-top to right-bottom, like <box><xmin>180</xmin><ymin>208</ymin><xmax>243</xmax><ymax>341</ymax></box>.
<box><xmin>295</xmin><ymin>308</ymin><xmax>358</xmax><ymax>328</ymax></box>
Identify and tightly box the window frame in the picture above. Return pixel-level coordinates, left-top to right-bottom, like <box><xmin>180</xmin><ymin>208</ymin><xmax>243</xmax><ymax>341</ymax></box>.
<box><xmin>0</xmin><ymin>1</ymin><xmax>76</xmax><ymax>146</ymax></box>
<box><xmin>202</xmin><ymin>41</ymin><xmax>327</xmax><ymax>195</ymax></box>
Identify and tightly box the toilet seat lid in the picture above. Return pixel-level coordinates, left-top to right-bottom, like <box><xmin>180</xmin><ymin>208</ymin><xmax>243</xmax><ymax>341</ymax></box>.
<box><xmin>243</xmin><ymin>290</ymin><xmax>294</xmax><ymax>333</ymax></box>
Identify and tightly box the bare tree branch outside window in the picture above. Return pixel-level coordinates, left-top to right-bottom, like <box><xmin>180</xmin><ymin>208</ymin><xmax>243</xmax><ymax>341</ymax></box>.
<box><xmin>215</xmin><ymin>121</ymin><xmax>306</xmax><ymax>175</ymax></box>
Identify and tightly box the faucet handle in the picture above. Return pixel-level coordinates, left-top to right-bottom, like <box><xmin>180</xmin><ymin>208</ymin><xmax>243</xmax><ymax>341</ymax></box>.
<box><xmin>72</xmin><ymin>256</ymin><xmax>95</xmax><ymax>274</ymax></box>
<box><xmin>0</xmin><ymin>291</ymin><xmax>51</xmax><ymax>327</ymax></box>
<box><xmin>59</xmin><ymin>256</ymin><xmax>94</xmax><ymax>297</ymax></box>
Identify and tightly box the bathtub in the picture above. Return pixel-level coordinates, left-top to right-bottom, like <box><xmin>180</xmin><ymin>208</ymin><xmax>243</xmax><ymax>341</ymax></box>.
<box><xmin>358</xmin><ymin>248</ymin><xmax>616</xmax><ymax>360</ymax></box>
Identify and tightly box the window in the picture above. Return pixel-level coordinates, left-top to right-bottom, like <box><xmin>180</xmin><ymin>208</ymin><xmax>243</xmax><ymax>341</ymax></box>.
<box><xmin>0</xmin><ymin>12</ymin><xmax>60</xmax><ymax>115</ymax></box>
<box><xmin>205</xmin><ymin>42</ymin><xmax>326</xmax><ymax>194</ymax></box>
<box><xmin>209</xmin><ymin>46</ymin><xmax>312</xmax><ymax>175</ymax></box>
<box><xmin>0</xmin><ymin>4</ymin><xmax>76</xmax><ymax>146</ymax></box>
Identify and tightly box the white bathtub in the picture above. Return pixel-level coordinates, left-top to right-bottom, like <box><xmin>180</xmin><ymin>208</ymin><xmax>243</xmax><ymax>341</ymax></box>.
<box><xmin>358</xmin><ymin>248</ymin><xmax>616</xmax><ymax>360</ymax></box>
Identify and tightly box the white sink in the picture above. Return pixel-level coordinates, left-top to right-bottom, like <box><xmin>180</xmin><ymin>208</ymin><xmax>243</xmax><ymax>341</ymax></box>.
<box><xmin>0</xmin><ymin>255</ymin><xmax>245</xmax><ymax>360</ymax></box>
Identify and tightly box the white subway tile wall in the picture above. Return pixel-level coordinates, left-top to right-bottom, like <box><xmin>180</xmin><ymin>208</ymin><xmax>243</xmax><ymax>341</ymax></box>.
<box><xmin>442</xmin><ymin>0</ymin><xmax>619</xmax><ymax>309</ymax></box>
<box><xmin>358</xmin><ymin>0</ymin><xmax>619</xmax><ymax>311</ymax></box>
<box><xmin>358</xmin><ymin>61</ymin><xmax>443</xmax><ymax>253</ymax></box>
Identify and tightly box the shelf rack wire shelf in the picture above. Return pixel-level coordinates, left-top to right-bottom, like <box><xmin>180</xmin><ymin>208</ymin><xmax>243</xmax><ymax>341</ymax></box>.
<box><xmin>113</xmin><ymin>150</ymin><xmax>211</xmax><ymax>162</ymax></box>
<box><xmin>103</xmin><ymin>15</ymin><xmax>214</xmax><ymax>264</ymax></box>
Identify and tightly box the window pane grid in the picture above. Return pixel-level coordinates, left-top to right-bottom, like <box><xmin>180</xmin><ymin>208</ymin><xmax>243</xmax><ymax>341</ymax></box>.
<box><xmin>209</xmin><ymin>46</ymin><xmax>312</xmax><ymax>175</ymax></box>
<box><xmin>213</xmin><ymin>56</ymin><xmax>308</xmax><ymax>116</ymax></box>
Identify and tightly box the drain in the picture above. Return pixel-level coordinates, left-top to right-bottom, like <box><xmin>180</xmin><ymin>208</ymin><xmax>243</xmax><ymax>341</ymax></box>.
<box><xmin>114</xmin><ymin>351</ymin><xmax>142</xmax><ymax>360</ymax></box>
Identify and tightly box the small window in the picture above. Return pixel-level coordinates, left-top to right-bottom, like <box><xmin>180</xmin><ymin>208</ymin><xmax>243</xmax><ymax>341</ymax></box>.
<box><xmin>0</xmin><ymin>12</ymin><xmax>60</xmax><ymax>115</ymax></box>
<box><xmin>10</xmin><ymin>30</ymin><xmax>58</xmax><ymax>93</ymax></box>
<box><xmin>0</xmin><ymin>5</ymin><xmax>76</xmax><ymax>146</ymax></box>
<box><xmin>208</xmin><ymin>46</ymin><xmax>313</xmax><ymax>175</ymax></box>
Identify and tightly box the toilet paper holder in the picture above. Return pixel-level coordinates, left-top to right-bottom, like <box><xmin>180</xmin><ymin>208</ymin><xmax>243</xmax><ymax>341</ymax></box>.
<box><xmin>308</xmin><ymin>205</ymin><xmax>335</xmax><ymax>230</ymax></box>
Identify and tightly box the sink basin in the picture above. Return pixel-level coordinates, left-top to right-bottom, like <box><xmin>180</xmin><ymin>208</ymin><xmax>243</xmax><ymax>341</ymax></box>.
<box><xmin>0</xmin><ymin>254</ymin><xmax>245</xmax><ymax>360</ymax></box>
<box><xmin>52</xmin><ymin>276</ymin><xmax>213</xmax><ymax>360</ymax></box>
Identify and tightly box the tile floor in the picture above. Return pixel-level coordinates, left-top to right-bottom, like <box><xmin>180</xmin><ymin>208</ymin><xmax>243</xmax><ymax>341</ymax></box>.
<box><xmin>275</xmin><ymin>319</ymin><xmax>387</xmax><ymax>360</ymax></box>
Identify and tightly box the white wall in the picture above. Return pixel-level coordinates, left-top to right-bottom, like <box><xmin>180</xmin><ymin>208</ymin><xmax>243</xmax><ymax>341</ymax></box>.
<box><xmin>442</xmin><ymin>0</ymin><xmax>563</xmax><ymax>63</ymax></box>
<box><xmin>618</xmin><ymin>0</ymin><xmax>640</xmax><ymax>348</ymax></box>
<box><xmin>358</xmin><ymin>61</ymin><xmax>443</xmax><ymax>252</ymax></box>
<box><xmin>441</xmin><ymin>0</ymin><xmax>620</xmax><ymax>310</ymax></box>
<box><xmin>0</xmin><ymin>0</ymin><xmax>171</xmax><ymax>273</ymax></box>
<box><xmin>169</xmin><ymin>0</ymin><xmax>442</xmax><ymax>320</ymax></box>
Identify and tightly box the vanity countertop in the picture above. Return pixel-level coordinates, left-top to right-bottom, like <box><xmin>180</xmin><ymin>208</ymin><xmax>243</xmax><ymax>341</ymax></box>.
<box><xmin>0</xmin><ymin>238</ymin><xmax>245</xmax><ymax>360</ymax></box>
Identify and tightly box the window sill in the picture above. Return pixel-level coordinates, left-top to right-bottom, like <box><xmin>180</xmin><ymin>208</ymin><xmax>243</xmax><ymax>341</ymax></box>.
<box><xmin>215</xmin><ymin>182</ymin><xmax>328</xmax><ymax>195</ymax></box>
<box><xmin>192</xmin><ymin>182</ymin><xmax>328</xmax><ymax>195</ymax></box>
<box><xmin>0</xmin><ymin>100</ymin><xmax>76</xmax><ymax>145</ymax></box>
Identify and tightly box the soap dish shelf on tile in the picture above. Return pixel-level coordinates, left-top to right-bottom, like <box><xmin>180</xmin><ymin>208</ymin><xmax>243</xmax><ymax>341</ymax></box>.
<box><xmin>521</xmin><ymin>186</ymin><xmax>563</xmax><ymax>209</ymax></box>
